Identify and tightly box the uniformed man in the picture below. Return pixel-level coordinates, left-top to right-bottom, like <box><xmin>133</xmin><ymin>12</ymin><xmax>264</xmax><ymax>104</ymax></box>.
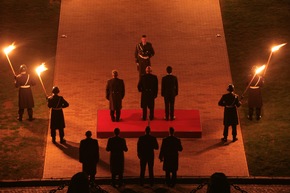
<box><xmin>247</xmin><ymin>68</ymin><xmax>264</xmax><ymax>121</ymax></box>
<box><xmin>135</xmin><ymin>35</ymin><xmax>155</xmax><ymax>77</ymax></box>
<box><xmin>79</xmin><ymin>131</ymin><xmax>99</xmax><ymax>184</ymax></box>
<box><xmin>138</xmin><ymin>66</ymin><xmax>158</xmax><ymax>120</ymax></box>
<box><xmin>15</xmin><ymin>64</ymin><xmax>36</xmax><ymax>121</ymax></box>
<box><xmin>159</xmin><ymin>127</ymin><xmax>183</xmax><ymax>187</ymax></box>
<box><xmin>218</xmin><ymin>84</ymin><xmax>241</xmax><ymax>142</ymax></box>
<box><xmin>47</xmin><ymin>86</ymin><xmax>69</xmax><ymax>144</ymax></box>
<box><xmin>106</xmin><ymin>128</ymin><xmax>128</xmax><ymax>187</ymax></box>
<box><xmin>106</xmin><ymin>70</ymin><xmax>125</xmax><ymax>122</ymax></box>
<box><xmin>161</xmin><ymin>66</ymin><xmax>178</xmax><ymax>121</ymax></box>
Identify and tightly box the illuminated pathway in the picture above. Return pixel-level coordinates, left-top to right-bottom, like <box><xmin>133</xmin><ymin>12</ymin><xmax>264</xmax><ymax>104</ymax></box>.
<box><xmin>43</xmin><ymin>0</ymin><xmax>249</xmax><ymax>179</ymax></box>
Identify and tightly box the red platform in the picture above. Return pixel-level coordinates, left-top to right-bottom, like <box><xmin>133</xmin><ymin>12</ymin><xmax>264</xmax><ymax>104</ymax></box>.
<box><xmin>97</xmin><ymin>109</ymin><xmax>202</xmax><ymax>138</ymax></box>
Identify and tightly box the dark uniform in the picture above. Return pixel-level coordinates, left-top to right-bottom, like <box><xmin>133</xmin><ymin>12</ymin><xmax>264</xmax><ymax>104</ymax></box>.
<box><xmin>218</xmin><ymin>85</ymin><xmax>241</xmax><ymax>142</ymax></box>
<box><xmin>138</xmin><ymin>72</ymin><xmax>158</xmax><ymax>120</ymax></box>
<box><xmin>161</xmin><ymin>71</ymin><xmax>178</xmax><ymax>120</ymax></box>
<box><xmin>135</xmin><ymin>41</ymin><xmax>155</xmax><ymax>77</ymax></box>
<box><xmin>47</xmin><ymin>87</ymin><xmax>69</xmax><ymax>144</ymax></box>
<box><xmin>137</xmin><ymin>127</ymin><xmax>159</xmax><ymax>186</ymax></box>
<box><xmin>79</xmin><ymin>131</ymin><xmax>99</xmax><ymax>183</ymax></box>
<box><xmin>106</xmin><ymin>77</ymin><xmax>125</xmax><ymax>122</ymax></box>
<box><xmin>248</xmin><ymin>75</ymin><xmax>264</xmax><ymax>120</ymax></box>
<box><xmin>15</xmin><ymin>66</ymin><xmax>36</xmax><ymax>121</ymax></box>
<box><xmin>106</xmin><ymin>129</ymin><xmax>128</xmax><ymax>187</ymax></box>
<box><xmin>159</xmin><ymin>128</ymin><xmax>183</xmax><ymax>187</ymax></box>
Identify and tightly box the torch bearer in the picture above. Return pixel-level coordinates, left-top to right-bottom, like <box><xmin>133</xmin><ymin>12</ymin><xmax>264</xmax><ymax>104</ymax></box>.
<box><xmin>3</xmin><ymin>43</ymin><xmax>16</xmax><ymax>76</ymax></box>
<box><xmin>263</xmin><ymin>43</ymin><xmax>287</xmax><ymax>77</ymax></box>
<box><xmin>242</xmin><ymin>65</ymin><xmax>265</xmax><ymax>98</ymax></box>
<box><xmin>36</xmin><ymin>63</ymin><xmax>48</xmax><ymax>97</ymax></box>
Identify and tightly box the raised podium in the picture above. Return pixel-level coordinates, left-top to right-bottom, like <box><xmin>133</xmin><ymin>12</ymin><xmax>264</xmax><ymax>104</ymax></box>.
<box><xmin>97</xmin><ymin>109</ymin><xmax>202</xmax><ymax>138</ymax></box>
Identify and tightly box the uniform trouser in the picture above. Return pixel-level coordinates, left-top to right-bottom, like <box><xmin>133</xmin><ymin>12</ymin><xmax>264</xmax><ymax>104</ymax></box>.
<box><xmin>223</xmin><ymin>125</ymin><xmax>237</xmax><ymax>139</ymax></box>
<box><xmin>165</xmin><ymin>171</ymin><xmax>177</xmax><ymax>186</ymax></box>
<box><xmin>164</xmin><ymin>96</ymin><xmax>175</xmax><ymax>120</ymax></box>
<box><xmin>111</xmin><ymin>172</ymin><xmax>123</xmax><ymax>186</ymax></box>
<box><xmin>110</xmin><ymin>110</ymin><xmax>121</xmax><ymax>121</ymax></box>
<box><xmin>51</xmin><ymin>128</ymin><xmax>64</xmax><ymax>140</ymax></box>
<box><xmin>248</xmin><ymin>108</ymin><xmax>261</xmax><ymax>118</ymax></box>
<box><xmin>138</xmin><ymin>59</ymin><xmax>151</xmax><ymax>77</ymax></box>
<box><xmin>140</xmin><ymin>158</ymin><xmax>154</xmax><ymax>185</ymax></box>
<box><xmin>143</xmin><ymin>107</ymin><xmax>154</xmax><ymax>120</ymax></box>
<box><xmin>18</xmin><ymin>108</ymin><xmax>33</xmax><ymax>119</ymax></box>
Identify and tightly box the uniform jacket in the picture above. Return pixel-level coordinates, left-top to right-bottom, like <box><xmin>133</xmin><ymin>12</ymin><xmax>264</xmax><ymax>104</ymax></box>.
<box><xmin>159</xmin><ymin>135</ymin><xmax>183</xmax><ymax>172</ymax></box>
<box><xmin>218</xmin><ymin>92</ymin><xmax>241</xmax><ymax>126</ymax></box>
<box><xmin>138</xmin><ymin>73</ymin><xmax>158</xmax><ymax>108</ymax></box>
<box><xmin>106</xmin><ymin>136</ymin><xmax>128</xmax><ymax>174</ymax></box>
<box><xmin>79</xmin><ymin>137</ymin><xmax>99</xmax><ymax>164</ymax></box>
<box><xmin>48</xmin><ymin>94</ymin><xmax>69</xmax><ymax>129</ymax></box>
<box><xmin>106</xmin><ymin>78</ymin><xmax>125</xmax><ymax>111</ymax></box>
<box><xmin>137</xmin><ymin>134</ymin><xmax>159</xmax><ymax>160</ymax></box>
<box><xmin>248</xmin><ymin>75</ymin><xmax>264</xmax><ymax>108</ymax></box>
<box><xmin>15</xmin><ymin>73</ymin><xmax>36</xmax><ymax>108</ymax></box>
<box><xmin>135</xmin><ymin>42</ymin><xmax>155</xmax><ymax>63</ymax></box>
<box><xmin>161</xmin><ymin>74</ymin><xmax>178</xmax><ymax>98</ymax></box>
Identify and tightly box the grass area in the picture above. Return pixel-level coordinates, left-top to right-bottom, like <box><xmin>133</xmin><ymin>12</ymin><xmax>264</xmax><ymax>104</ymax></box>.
<box><xmin>220</xmin><ymin>0</ymin><xmax>290</xmax><ymax>176</ymax></box>
<box><xmin>0</xmin><ymin>0</ymin><xmax>60</xmax><ymax>180</ymax></box>
<box><xmin>0</xmin><ymin>0</ymin><xmax>290</xmax><ymax>179</ymax></box>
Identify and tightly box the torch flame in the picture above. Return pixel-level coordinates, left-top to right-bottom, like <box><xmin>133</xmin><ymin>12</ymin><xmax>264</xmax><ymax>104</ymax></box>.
<box><xmin>36</xmin><ymin>63</ymin><xmax>48</xmax><ymax>76</ymax></box>
<box><xmin>3</xmin><ymin>43</ymin><xmax>15</xmax><ymax>55</ymax></box>
<box><xmin>271</xmin><ymin>43</ymin><xmax>287</xmax><ymax>52</ymax></box>
<box><xmin>255</xmin><ymin>65</ymin><xmax>266</xmax><ymax>74</ymax></box>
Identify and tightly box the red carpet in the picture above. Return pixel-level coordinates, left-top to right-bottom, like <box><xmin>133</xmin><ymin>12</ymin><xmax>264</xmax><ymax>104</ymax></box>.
<box><xmin>97</xmin><ymin>109</ymin><xmax>202</xmax><ymax>138</ymax></box>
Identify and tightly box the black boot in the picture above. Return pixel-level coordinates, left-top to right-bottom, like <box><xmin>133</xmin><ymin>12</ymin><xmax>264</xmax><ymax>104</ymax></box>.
<box><xmin>17</xmin><ymin>115</ymin><xmax>23</xmax><ymax>121</ymax></box>
<box><xmin>28</xmin><ymin>108</ymin><xmax>35</xmax><ymax>121</ymax></box>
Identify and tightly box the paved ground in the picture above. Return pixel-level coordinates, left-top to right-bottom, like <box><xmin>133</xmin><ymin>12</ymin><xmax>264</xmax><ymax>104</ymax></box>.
<box><xmin>1</xmin><ymin>184</ymin><xmax>290</xmax><ymax>193</ymax></box>
<box><xmin>43</xmin><ymin>0</ymin><xmax>249</xmax><ymax>179</ymax></box>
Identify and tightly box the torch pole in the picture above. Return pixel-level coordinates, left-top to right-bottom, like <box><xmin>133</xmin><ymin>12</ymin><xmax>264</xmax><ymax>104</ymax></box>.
<box><xmin>263</xmin><ymin>51</ymin><xmax>273</xmax><ymax>77</ymax></box>
<box><xmin>38</xmin><ymin>74</ymin><xmax>48</xmax><ymax>97</ymax></box>
<box><xmin>242</xmin><ymin>74</ymin><xmax>257</xmax><ymax>98</ymax></box>
<box><xmin>5</xmin><ymin>54</ymin><xmax>16</xmax><ymax>76</ymax></box>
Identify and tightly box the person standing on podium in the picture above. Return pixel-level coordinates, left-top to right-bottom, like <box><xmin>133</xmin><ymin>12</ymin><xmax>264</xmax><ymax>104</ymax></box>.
<box><xmin>161</xmin><ymin>66</ymin><xmax>178</xmax><ymax>121</ymax></box>
<box><xmin>138</xmin><ymin>66</ymin><xmax>158</xmax><ymax>121</ymax></box>
<box><xmin>106</xmin><ymin>70</ymin><xmax>125</xmax><ymax>122</ymax></box>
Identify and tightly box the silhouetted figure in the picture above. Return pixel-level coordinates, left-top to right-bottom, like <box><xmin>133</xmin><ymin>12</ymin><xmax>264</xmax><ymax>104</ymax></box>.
<box><xmin>135</xmin><ymin>35</ymin><xmax>155</xmax><ymax>77</ymax></box>
<box><xmin>106</xmin><ymin>70</ymin><xmax>125</xmax><ymax>122</ymax></box>
<box><xmin>15</xmin><ymin>64</ymin><xmax>36</xmax><ymax>121</ymax></box>
<box><xmin>106</xmin><ymin>128</ymin><xmax>128</xmax><ymax>187</ymax></box>
<box><xmin>67</xmin><ymin>172</ymin><xmax>90</xmax><ymax>193</ymax></box>
<box><xmin>47</xmin><ymin>86</ymin><xmax>69</xmax><ymax>144</ymax></box>
<box><xmin>218</xmin><ymin>84</ymin><xmax>241</xmax><ymax>142</ymax></box>
<box><xmin>138</xmin><ymin>66</ymin><xmax>158</xmax><ymax>120</ymax></box>
<box><xmin>161</xmin><ymin>66</ymin><xmax>178</xmax><ymax>121</ymax></box>
<box><xmin>247</xmin><ymin>68</ymin><xmax>264</xmax><ymax>121</ymax></box>
<box><xmin>79</xmin><ymin>131</ymin><xmax>99</xmax><ymax>183</ymax></box>
<box><xmin>207</xmin><ymin>172</ymin><xmax>231</xmax><ymax>193</ymax></box>
<box><xmin>159</xmin><ymin>127</ymin><xmax>183</xmax><ymax>187</ymax></box>
<box><xmin>137</xmin><ymin>126</ymin><xmax>159</xmax><ymax>186</ymax></box>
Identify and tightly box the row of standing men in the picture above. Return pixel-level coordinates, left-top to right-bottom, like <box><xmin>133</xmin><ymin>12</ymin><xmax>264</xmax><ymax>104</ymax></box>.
<box><xmin>79</xmin><ymin>127</ymin><xmax>183</xmax><ymax>188</ymax></box>
<box><xmin>106</xmin><ymin>65</ymin><xmax>178</xmax><ymax>122</ymax></box>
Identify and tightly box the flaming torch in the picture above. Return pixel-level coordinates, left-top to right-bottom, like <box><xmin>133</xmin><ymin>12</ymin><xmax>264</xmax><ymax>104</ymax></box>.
<box><xmin>242</xmin><ymin>65</ymin><xmax>266</xmax><ymax>98</ymax></box>
<box><xmin>3</xmin><ymin>43</ymin><xmax>16</xmax><ymax>76</ymax></box>
<box><xmin>36</xmin><ymin>63</ymin><xmax>48</xmax><ymax>97</ymax></box>
<box><xmin>263</xmin><ymin>43</ymin><xmax>287</xmax><ymax>76</ymax></box>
